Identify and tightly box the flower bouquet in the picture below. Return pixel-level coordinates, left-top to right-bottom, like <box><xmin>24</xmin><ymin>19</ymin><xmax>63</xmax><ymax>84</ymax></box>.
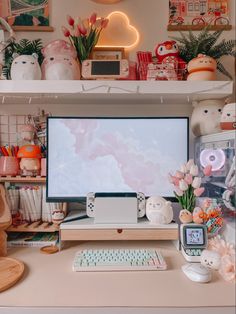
<box><xmin>169</xmin><ymin>159</ymin><xmax>213</xmax><ymax>223</ymax></box>
<box><xmin>62</xmin><ymin>13</ymin><xmax>109</xmax><ymax>63</ymax></box>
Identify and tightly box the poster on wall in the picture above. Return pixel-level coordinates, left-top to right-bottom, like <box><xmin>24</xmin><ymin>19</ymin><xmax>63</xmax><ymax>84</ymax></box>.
<box><xmin>168</xmin><ymin>0</ymin><xmax>232</xmax><ymax>31</ymax></box>
<box><xmin>0</xmin><ymin>0</ymin><xmax>53</xmax><ymax>32</ymax></box>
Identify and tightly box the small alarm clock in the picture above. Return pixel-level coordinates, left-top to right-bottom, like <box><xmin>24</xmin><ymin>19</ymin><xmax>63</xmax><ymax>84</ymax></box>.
<box><xmin>180</xmin><ymin>224</ymin><xmax>208</xmax><ymax>262</ymax></box>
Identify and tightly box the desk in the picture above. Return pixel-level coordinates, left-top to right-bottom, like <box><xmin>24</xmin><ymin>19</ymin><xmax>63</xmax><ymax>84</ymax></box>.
<box><xmin>0</xmin><ymin>241</ymin><xmax>235</xmax><ymax>314</ymax></box>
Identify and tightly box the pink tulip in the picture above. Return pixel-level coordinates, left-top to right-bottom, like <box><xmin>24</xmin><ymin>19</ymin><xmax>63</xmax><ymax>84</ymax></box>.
<box><xmin>74</xmin><ymin>27</ymin><xmax>81</xmax><ymax>37</ymax></box>
<box><xmin>78</xmin><ymin>23</ymin><xmax>87</xmax><ymax>36</ymax></box>
<box><xmin>101</xmin><ymin>18</ymin><xmax>109</xmax><ymax>29</ymax></box>
<box><xmin>61</xmin><ymin>26</ymin><xmax>71</xmax><ymax>37</ymax></box>
<box><xmin>184</xmin><ymin>173</ymin><xmax>193</xmax><ymax>185</ymax></box>
<box><xmin>174</xmin><ymin>187</ymin><xmax>184</xmax><ymax>197</ymax></box>
<box><xmin>90</xmin><ymin>13</ymin><xmax>97</xmax><ymax>25</ymax></box>
<box><xmin>190</xmin><ymin>165</ymin><xmax>199</xmax><ymax>176</ymax></box>
<box><xmin>179</xmin><ymin>179</ymin><xmax>189</xmax><ymax>191</ymax></box>
<box><xmin>175</xmin><ymin>171</ymin><xmax>184</xmax><ymax>179</ymax></box>
<box><xmin>186</xmin><ymin>159</ymin><xmax>195</xmax><ymax>171</ymax></box>
<box><xmin>67</xmin><ymin>15</ymin><xmax>75</xmax><ymax>26</ymax></box>
<box><xmin>168</xmin><ymin>174</ymin><xmax>180</xmax><ymax>187</ymax></box>
<box><xmin>192</xmin><ymin>177</ymin><xmax>202</xmax><ymax>189</ymax></box>
<box><xmin>194</xmin><ymin>187</ymin><xmax>205</xmax><ymax>197</ymax></box>
<box><xmin>203</xmin><ymin>165</ymin><xmax>212</xmax><ymax>177</ymax></box>
<box><xmin>180</xmin><ymin>164</ymin><xmax>188</xmax><ymax>174</ymax></box>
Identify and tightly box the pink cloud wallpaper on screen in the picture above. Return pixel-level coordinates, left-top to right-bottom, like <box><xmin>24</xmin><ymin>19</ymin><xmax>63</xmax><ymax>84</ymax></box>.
<box><xmin>47</xmin><ymin>118</ymin><xmax>188</xmax><ymax>198</ymax></box>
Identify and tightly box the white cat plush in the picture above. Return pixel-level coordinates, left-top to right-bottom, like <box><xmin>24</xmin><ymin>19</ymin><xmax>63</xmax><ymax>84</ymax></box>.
<box><xmin>146</xmin><ymin>196</ymin><xmax>173</xmax><ymax>224</ymax></box>
<box><xmin>10</xmin><ymin>53</ymin><xmax>42</xmax><ymax>80</ymax></box>
<box><xmin>191</xmin><ymin>99</ymin><xmax>225</xmax><ymax>136</ymax></box>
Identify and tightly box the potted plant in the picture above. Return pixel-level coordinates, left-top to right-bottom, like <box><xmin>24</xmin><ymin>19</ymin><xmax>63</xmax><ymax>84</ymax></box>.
<box><xmin>2</xmin><ymin>38</ymin><xmax>44</xmax><ymax>79</ymax></box>
<box><xmin>171</xmin><ymin>27</ymin><xmax>236</xmax><ymax>79</ymax></box>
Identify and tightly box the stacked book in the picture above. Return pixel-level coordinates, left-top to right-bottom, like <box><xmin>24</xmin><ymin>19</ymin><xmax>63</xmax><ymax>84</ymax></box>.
<box><xmin>7</xmin><ymin>232</ymin><xmax>59</xmax><ymax>247</ymax></box>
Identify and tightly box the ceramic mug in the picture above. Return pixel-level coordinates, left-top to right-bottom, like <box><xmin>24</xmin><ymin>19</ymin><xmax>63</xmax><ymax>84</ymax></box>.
<box><xmin>0</xmin><ymin>156</ymin><xmax>19</xmax><ymax>176</ymax></box>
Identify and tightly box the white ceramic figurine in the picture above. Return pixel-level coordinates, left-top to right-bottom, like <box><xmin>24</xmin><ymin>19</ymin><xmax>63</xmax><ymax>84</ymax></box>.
<box><xmin>146</xmin><ymin>196</ymin><xmax>173</xmax><ymax>224</ymax></box>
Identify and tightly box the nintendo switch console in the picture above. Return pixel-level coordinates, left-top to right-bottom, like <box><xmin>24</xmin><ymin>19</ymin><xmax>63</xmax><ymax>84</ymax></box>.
<box><xmin>86</xmin><ymin>192</ymin><xmax>146</xmax><ymax>222</ymax></box>
<box><xmin>180</xmin><ymin>224</ymin><xmax>208</xmax><ymax>262</ymax></box>
<box><xmin>82</xmin><ymin>59</ymin><xmax>129</xmax><ymax>79</ymax></box>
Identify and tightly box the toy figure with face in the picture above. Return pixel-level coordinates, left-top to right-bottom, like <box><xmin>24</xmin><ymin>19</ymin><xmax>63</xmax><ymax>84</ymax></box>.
<box><xmin>155</xmin><ymin>40</ymin><xmax>186</xmax><ymax>73</ymax></box>
<box><xmin>191</xmin><ymin>99</ymin><xmax>225</xmax><ymax>136</ymax></box>
<box><xmin>220</xmin><ymin>103</ymin><xmax>236</xmax><ymax>131</ymax></box>
<box><xmin>41</xmin><ymin>40</ymin><xmax>81</xmax><ymax>80</ymax></box>
<box><xmin>201</xmin><ymin>249</ymin><xmax>221</xmax><ymax>270</ymax></box>
<box><xmin>146</xmin><ymin>196</ymin><xmax>173</xmax><ymax>224</ymax></box>
<box><xmin>10</xmin><ymin>53</ymin><xmax>42</xmax><ymax>80</ymax></box>
<box><xmin>187</xmin><ymin>54</ymin><xmax>217</xmax><ymax>81</ymax></box>
<box><xmin>179</xmin><ymin>209</ymin><xmax>193</xmax><ymax>224</ymax></box>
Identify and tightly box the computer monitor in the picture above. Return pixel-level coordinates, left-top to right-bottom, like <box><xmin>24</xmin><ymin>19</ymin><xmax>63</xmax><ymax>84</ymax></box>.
<box><xmin>47</xmin><ymin>117</ymin><xmax>189</xmax><ymax>201</ymax></box>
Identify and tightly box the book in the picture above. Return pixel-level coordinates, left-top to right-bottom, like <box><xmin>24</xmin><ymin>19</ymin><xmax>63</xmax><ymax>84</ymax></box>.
<box><xmin>7</xmin><ymin>232</ymin><xmax>59</xmax><ymax>248</ymax></box>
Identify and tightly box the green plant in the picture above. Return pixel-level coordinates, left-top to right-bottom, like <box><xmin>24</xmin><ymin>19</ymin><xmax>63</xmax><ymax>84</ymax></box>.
<box><xmin>171</xmin><ymin>27</ymin><xmax>236</xmax><ymax>79</ymax></box>
<box><xmin>2</xmin><ymin>39</ymin><xmax>43</xmax><ymax>79</ymax></box>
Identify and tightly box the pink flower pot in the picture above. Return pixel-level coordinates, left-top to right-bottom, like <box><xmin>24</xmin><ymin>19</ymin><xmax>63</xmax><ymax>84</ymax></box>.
<box><xmin>0</xmin><ymin>157</ymin><xmax>19</xmax><ymax>176</ymax></box>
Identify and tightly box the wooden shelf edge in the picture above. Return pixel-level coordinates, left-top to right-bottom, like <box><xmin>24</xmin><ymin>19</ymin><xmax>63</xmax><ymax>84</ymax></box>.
<box><xmin>12</xmin><ymin>26</ymin><xmax>54</xmax><ymax>32</ymax></box>
<box><xmin>0</xmin><ymin>176</ymin><xmax>46</xmax><ymax>183</ymax></box>
<box><xmin>7</xmin><ymin>221</ymin><xmax>59</xmax><ymax>232</ymax></box>
<box><xmin>167</xmin><ymin>24</ymin><xmax>232</xmax><ymax>31</ymax></box>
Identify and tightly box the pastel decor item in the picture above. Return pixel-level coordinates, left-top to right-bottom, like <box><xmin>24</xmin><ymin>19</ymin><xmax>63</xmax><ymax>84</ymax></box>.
<box><xmin>220</xmin><ymin>103</ymin><xmax>236</xmax><ymax>131</ymax></box>
<box><xmin>10</xmin><ymin>53</ymin><xmax>42</xmax><ymax>80</ymax></box>
<box><xmin>41</xmin><ymin>40</ymin><xmax>81</xmax><ymax>80</ymax></box>
<box><xmin>19</xmin><ymin>124</ymin><xmax>36</xmax><ymax>144</ymax></box>
<box><xmin>179</xmin><ymin>209</ymin><xmax>193</xmax><ymax>224</ymax></box>
<box><xmin>191</xmin><ymin>99</ymin><xmax>225</xmax><ymax>136</ymax></box>
<box><xmin>146</xmin><ymin>196</ymin><xmax>173</xmax><ymax>224</ymax></box>
<box><xmin>41</xmin><ymin>158</ymin><xmax>46</xmax><ymax>177</ymax></box>
<box><xmin>192</xmin><ymin>207</ymin><xmax>207</xmax><ymax>224</ymax></box>
<box><xmin>0</xmin><ymin>157</ymin><xmax>19</xmax><ymax>176</ymax></box>
<box><xmin>17</xmin><ymin>145</ymin><xmax>42</xmax><ymax>176</ymax></box>
<box><xmin>200</xmin><ymin>249</ymin><xmax>221</xmax><ymax>270</ymax></box>
<box><xmin>52</xmin><ymin>210</ymin><xmax>65</xmax><ymax>225</ymax></box>
<box><xmin>187</xmin><ymin>54</ymin><xmax>217</xmax><ymax>81</ymax></box>
<box><xmin>155</xmin><ymin>40</ymin><xmax>186</xmax><ymax>78</ymax></box>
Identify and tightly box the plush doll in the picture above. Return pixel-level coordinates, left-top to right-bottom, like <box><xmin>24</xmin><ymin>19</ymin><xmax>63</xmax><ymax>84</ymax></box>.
<box><xmin>41</xmin><ymin>40</ymin><xmax>81</xmax><ymax>80</ymax></box>
<box><xmin>146</xmin><ymin>196</ymin><xmax>173</xmax><ymax>224</ymax></box>
<box><xmin>201</xmin><ymin>249</ymin><xmax>221</xmax><ymax>270</ymax></box>
<box><xmin>187</xmin><ymin>54</ymin><xmax>217</xmax><ymax>81</ymax></box>
<box><xmin>155</xmin><ymin>40</ymin><xmax>186</xmax><ymax>76</ymax></box>
<box><xmin>179</xmin><ymin>209</ymin><xmax>193</xmax><ymax>224</ymax></box>
<box><xmin>191</xmin><ymin>99</ymin><xmax>225</xmax><ymax>136</ymax></box>
<box><xmin>220</xmin><ymin>103</ymin><xmax>236</xmax><ymax>131</ymax></box>
<box><xmin>10</xmin><ymin>53</ymin><xmax>42</xmax><ymax>80</ymax></box>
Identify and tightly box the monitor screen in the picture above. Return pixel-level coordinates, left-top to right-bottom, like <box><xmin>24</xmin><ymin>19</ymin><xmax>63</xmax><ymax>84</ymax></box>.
<box><xmin>47</xmin><ymin>117</ymin><xmax>189</xmax><ymax>201</ymax></box>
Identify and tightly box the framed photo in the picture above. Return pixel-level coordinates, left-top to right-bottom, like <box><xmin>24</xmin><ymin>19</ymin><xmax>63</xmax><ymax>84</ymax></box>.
<box><xmin>168</xmin><ymin>0</ymin><xmax>232</xmax><ymax>31</ymax></box>
<box><xmin>0</xmin><ymin>0</ymin><xmax>53</xmax><ymax>32</ymax></box>
<box><xmin>92</xmin><ymin>47</ymin><xmax>125</xmax><ymax>60</ymax></box>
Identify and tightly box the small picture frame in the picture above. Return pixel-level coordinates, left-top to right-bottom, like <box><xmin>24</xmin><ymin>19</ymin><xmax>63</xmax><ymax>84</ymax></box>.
<box><xmin>92</xmin><ymin>47</ymin><xmax>125</xmax><ymax>60</ymax></box>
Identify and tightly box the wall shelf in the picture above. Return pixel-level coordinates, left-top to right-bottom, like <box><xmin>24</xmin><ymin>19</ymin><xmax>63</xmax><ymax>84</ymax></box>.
<box><xmin>0</xmin><ymin>80</ymin><xmax>233</xmax><ymax>105</ymax></box>
<box><xmin>0</xmin><ymin>176</ymin><xmax>46</xmax><ymax>183</ymax></box>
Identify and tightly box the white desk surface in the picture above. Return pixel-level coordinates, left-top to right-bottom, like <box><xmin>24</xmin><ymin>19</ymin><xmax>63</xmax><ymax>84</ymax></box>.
<box><xmin>0</xmin><ymin>241</ymin><xmax>235</xmax><ymax>309</ymax></box>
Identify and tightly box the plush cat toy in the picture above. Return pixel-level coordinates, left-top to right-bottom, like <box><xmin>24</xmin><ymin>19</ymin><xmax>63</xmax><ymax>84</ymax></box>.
<box><xmin>191</xmin><ymin>99</ymin><xmax>225</xmax><ymax>136</ymax></box>
<box><xmin>10</xmin><ymin>53</ymin><xmax>42</xmax><ymax>80</ymax></box>
<box><xmin>146</xmin><ymin>196</ymin><xmax>173</xmax><ymax>224</ymax></box>
<box><xmin>220</xmin><ymin>103</ymin><xmax>236</xmax><ymax>131</ymax></box>
<box><xmin>41</xmin><ymin>40</ymin><xmax>81</xmax><ymax>80</ymax></box>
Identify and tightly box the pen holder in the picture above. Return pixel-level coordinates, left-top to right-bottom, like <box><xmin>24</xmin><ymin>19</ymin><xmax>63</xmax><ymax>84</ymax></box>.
<box><xmin>0</xmin><ymin>156</ymin><xmax>19</xmax><ymax>176</ymax></box>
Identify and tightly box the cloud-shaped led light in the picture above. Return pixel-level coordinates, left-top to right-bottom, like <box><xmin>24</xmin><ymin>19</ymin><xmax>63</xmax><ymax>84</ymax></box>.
<box><xmin>97</xmin><ymin>11</ymin><xmax>140</xmax><ymax>49</ymax></box>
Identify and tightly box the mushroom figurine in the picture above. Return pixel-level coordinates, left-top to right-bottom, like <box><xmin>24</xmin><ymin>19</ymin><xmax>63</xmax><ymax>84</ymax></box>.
<box><xmin>17</xmin><ymin>145</ymin><xmax>42</xmax><ymax>176</ymax></box>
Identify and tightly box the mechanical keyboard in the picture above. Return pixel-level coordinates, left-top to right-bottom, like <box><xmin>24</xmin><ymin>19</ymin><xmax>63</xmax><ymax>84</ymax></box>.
<box><xmin>73</xmin><ymin>248</ymin><xmax>167</xmax><ymax>272</ymax></box>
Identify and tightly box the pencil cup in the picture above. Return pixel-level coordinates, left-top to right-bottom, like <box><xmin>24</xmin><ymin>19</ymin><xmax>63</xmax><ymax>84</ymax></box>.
<box><xmin>0</xmin><ymin>157</ymin><xmax>19</xmax><ymax>176</ymax></box>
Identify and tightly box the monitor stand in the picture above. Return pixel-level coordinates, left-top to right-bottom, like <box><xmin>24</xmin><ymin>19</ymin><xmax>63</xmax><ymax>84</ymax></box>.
<box><xmin>59</xmin><ymin>217</ymin><xmax>178</xmax><ymax>247</ymax></box>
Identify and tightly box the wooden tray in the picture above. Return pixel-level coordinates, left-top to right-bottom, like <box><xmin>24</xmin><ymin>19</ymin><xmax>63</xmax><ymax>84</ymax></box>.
<box><xmin>0</xmin><ymin>257</ymin><xmax>24</xmax><ymax>292</ymax></box>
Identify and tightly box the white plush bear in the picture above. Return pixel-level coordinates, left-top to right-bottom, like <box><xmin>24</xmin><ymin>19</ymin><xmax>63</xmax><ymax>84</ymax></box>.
<box><xmin>201</xmin><ymin>249</ymin><xmax>221</xmax><ymax>270</ymax></box>
<box><xmin>220</xmin><ymin>103</ymin><xmax>236</xmax><ymax>131</ymax></box>
<box><xmin>10</xmin><ymin>53</ymin><xmax>42</xmax><ymax>80</ymax></box>
<box><xmin>191</xmin><ymin>99</ymin><xmax>225</xmax><ymax>136</ymax></box>
<box><xmin>146</xmin><ymin>196</ymin><xmax>173</xmax><ymax>224</ymax></box>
